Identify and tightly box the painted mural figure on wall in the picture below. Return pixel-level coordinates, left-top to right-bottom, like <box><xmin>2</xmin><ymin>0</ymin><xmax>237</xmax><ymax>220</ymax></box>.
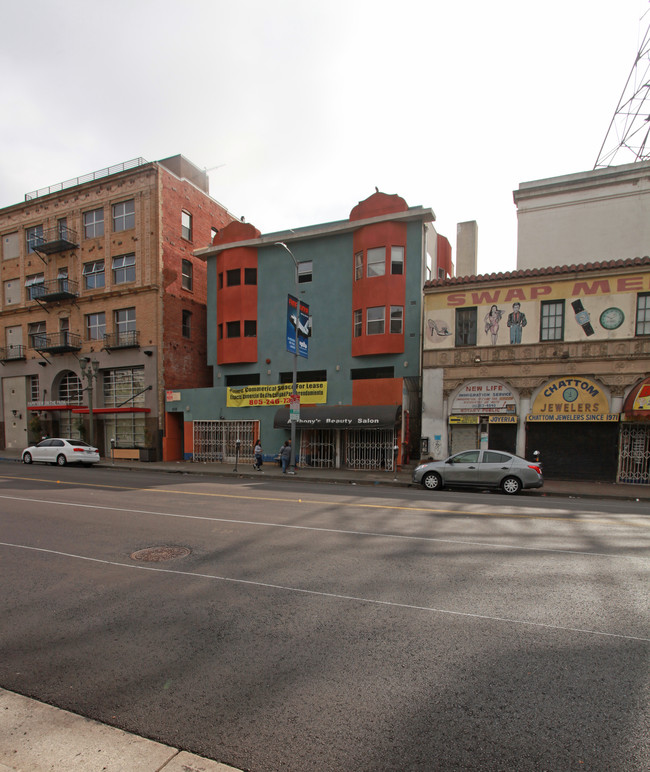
<box><xmin>507</xmin><ymin>302</ymin><xmax>527</xmax><ymax>344</ymax></box>
<box><xmin>484</xmin><ymin>305</ymin><xmax>504</xmax><ymax>345</ymax></box>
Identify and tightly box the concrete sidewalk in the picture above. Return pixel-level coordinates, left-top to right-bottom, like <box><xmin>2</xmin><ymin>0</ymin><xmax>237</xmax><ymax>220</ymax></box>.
<box><xmin>0</xmin><ymin>688</ymin><xmax>239</xmax><ymax>772</ymax></box>
<box><xmin>1</xmin><ymin>448</ymin><xmax>650</xmax><ymax>501</ymax></box>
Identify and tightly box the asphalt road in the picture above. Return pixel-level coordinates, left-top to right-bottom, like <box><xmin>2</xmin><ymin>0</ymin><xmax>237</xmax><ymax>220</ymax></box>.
<box><xmin>0</xmin><ymin>462</ymin><xmax>648</xmax><ymax>772</ymax></box>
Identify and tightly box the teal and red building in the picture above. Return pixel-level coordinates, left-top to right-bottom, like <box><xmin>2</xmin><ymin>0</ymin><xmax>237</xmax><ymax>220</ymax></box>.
<box><xmin>164</xmin><ymin>190</ymin><xmax>451</xmax><ymax>469</ymax></box>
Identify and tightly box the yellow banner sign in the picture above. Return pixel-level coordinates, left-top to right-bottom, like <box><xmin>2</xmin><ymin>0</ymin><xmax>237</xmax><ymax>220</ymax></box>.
<box><xmin>489</xmin><ymin>415</ymin><xmax>517</xmax><ymax>423</ymax></box>
<box><xmin>227</xmin><ymin>381</ymin><xmax>327</xmax><ymax>408</ymax></box>
<box><xmin>449</xmin><ymin>415</ymin><xmax>480</xmax><ymax>424</ymax></box>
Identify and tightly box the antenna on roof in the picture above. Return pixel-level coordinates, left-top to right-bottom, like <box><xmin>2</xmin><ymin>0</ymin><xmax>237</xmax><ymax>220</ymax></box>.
<box><xmin>595</xmin><ymin>14</ymin><xmax>650</xmax><ymax>168</ymax></box>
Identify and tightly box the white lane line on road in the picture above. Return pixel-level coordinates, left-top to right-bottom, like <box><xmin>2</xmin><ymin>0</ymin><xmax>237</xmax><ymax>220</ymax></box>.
<box><xmin>0</xmin><ymin>493</ymin><xmax>647</xmax><ymax>561</ymax></box>
<box><xmin>0</xmin><ymin>540</ymin><xmax>648</xmax><ymax>643</ymax></box>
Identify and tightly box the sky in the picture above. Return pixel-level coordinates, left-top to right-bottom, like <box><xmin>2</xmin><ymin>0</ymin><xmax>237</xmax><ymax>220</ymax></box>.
<box><xmin>1</xmin><ymin>0</ymin><xmax>648</xmax><ymax>275</ymax></box>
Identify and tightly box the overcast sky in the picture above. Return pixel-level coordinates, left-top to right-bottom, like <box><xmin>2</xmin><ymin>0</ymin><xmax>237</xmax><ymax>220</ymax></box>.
<box><xmin>1</xmin><ymin>0</ymin><xmax>647</xmax><ymax>274</ymax></box>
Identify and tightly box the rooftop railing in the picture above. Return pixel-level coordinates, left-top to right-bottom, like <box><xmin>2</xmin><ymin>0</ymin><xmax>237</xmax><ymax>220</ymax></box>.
<box><xmin>25</xmin><ymin>158</ymin><xmax>148</xmax><ymax>201</ymax></box>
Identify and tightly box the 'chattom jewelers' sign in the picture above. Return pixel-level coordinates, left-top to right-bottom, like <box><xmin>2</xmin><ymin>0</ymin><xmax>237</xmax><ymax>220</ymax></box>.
<box><xmin>528</xmin><ymin>377</ymin><xmax>619</xmax><ymax>422</ymax></box>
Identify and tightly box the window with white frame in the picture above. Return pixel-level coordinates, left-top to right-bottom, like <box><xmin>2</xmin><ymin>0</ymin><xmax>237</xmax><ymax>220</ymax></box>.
<box><xmin>112</xmin><ymin>200</ymin><xmax>135</xmax><ymax>232</ymax></box>
<box><xmin>86</xmin><ymin>312</ymin><xmax>106</xmax><ymax>340</ymax></box>
<box><xmin>367</xmin><ymin>306</ymin><xmax>385</xmax><ymax>335</ymax></box>
<box><xmin>115</xmin><ymin>307</ymin><xmax>136</xmax><ymax>343</ymax></box>
<box><xmin>182</xmin><ymin>259</ymin><xmax>193</xmax><ymax>290</ymax></box>
<box><xmin>112</xmin><ymin>254</ymin><xmax>135</xmax><ymax>284</ymax></box>
<box><xmin>298</xmin><ymin>260</ymin><xmax>312</xmax><ymax>283</ymax></box>
<box><xmin>390</xmin><ymin>306</ymin><xmax>403</xmax><ymax>334</ymax></box>
<box><xmin>353</xmin><ymin>309</ymin><xmax>362</xmax><ymax>337</ymax></box>
<box><xmin>354</xmin><ymin>252</ymin><xmax>363</xmax><ymax>281</ymax></box>
<box><xmin>540</xmin><ymin>300</ymin><xmax>564</xmax><ymax>341</ymax></box>
<box><xmin>83</xmin><ymin>260</ymin><xmax>105</xmax><ymax>289</ymax></box>
<box><xmin>83</xmin><ymin>208</ymin><xmax>104</xmax><ymax>239</ymax></box>
<box><xmin>28</xmin><ymin>321</ymin><xmax>46</xmax><ymax>348</ymax></box>
<box><xmin>25</xmin><ymin>273</ymin><xmax>44</xmax><ymax>300</ymax></box>
<box><xmin>30</xmin><ymin>374</ymin><xmax>39</xmax><ymax>402</ymax></box>
<box><xmin>636</xmin><ymin>293</ymin><xmax>650</xmax><ymax>336</ymax></box>
<box><xmin>391</xmin><ymin>246</ymin><xmax>404</xmax><ymax>275</ymax></box>
<box><xmin>181</xmin><ymin>210</ymin><xmax>192</xmax><ymax>241</ymax></box>
<box><xmin>366</xmin><ymin>247</ymin><xmax>385</xmax><ymax>278</ymax></box>
<box><xmin>26</xmin><ymin>225</ymin><xmax>43</xmax><ymax>254</ymax></box>
<box><xmin>104</xmin><ymin>367</ymin><xmax>146</xmax><ymax>447</ymax></box>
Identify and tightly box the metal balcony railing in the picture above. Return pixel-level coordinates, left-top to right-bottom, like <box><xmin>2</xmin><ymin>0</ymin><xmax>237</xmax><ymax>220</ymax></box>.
<box><xmin>31</xmin><ymin>225</ymin><xmax>79</xmax><ymax>254</ymax></box>
<box><xmin>29</xmin><ymin>278</ymin><xmax>79</xmax><ymax>302</ymax></box>
<box><xmin>0</xmin><ymin>345</ymin><xmax>26</xmax><ymax>362</ymax></box>
<box><xmin>31</xmin><ymin>332</ymin><xmax>82</xmax><ymax>354</ymax></box>
<box><xmin>103</xmin><ymin>330</ymin><xmax>140</xmax><ymax>350</ymax></box>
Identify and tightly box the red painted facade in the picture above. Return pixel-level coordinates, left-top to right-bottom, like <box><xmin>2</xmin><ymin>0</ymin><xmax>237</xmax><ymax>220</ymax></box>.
<box><xmin>213</xmin><ymin>221</ymin><xmax>261</xmax><ymax>364</ymax></box>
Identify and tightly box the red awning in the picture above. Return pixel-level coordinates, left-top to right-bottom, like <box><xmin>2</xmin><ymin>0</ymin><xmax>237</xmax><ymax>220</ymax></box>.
<box><xmin>622</xmin><ymin>377</ymin><xmax>650</xmax><ymax>420</ymax></box>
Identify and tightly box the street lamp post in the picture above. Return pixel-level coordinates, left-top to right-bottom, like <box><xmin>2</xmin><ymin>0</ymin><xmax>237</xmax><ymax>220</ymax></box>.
<box><xmin>275</xmin><ymin>241</ymin><xmax>300</xmax><ymax>474</ymax></box>
<box><xmin>79</xmin><ymin>357</ymin><xmax>99</xmax><ymax>448</ymax></box>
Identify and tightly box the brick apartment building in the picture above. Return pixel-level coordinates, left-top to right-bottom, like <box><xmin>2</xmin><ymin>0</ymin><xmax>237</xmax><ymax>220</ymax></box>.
<box><xmin>0</xmin><ymin>155</ymin><xmax>234</xmax><ymax>458</ymax></box>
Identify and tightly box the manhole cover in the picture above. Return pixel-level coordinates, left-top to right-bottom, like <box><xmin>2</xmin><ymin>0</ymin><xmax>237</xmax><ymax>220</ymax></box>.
<box><xmin>130</xmin><ymin>546</ymin><xmax>191</xmax><ymax>562</ymax></box>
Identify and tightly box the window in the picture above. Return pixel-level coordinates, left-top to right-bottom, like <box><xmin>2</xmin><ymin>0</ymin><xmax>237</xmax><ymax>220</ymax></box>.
<box><xmin>59</xmin><ymin>372</ymin><xmax>83</xmax><ymax>404</ymax></box>
<box><xmin>59</xmin><ymin>317</ymin><xmax>70</xmax><ymax>345</ymax></box>
<box><xmin>104</xmin><ymin>368</ymin><xmax>146</xmax><ymax>447</ymax></box>
<box><xmin>211</xmin><ymin>227</ymin><xmax>219</xmax><ymax>241</ymax></box>
<box><xmin>455</xmin><ymin>307</ymin><xmax>477</xmax><ymax>346</ymax></box>
<box><xmin>26</xmin><ymin>225</ymin><xmax>43</xmax><ymax>254</ymax></box>
<box><xmin>354</xmin><ymin>252</ymin><xmax>363</xmax><ymax>281</ymax></box>
<box><xmin>390</xmin><ymin>306</ymin><xmax>403</xmax><ymax>334</ymax></box>
<box><xmin>351</xmin><ymin>366</ymin><xmax>395</xmax><ymax>380</ymax></box>
<box><xmin>181</xmin><ymin>259</ymin><xmax>193</xmax><ymax>290</ymax></box>
<box><xmin>541</xmin><ymin>300</ymin><xmax>564</xmax><ymax>341</ymax></box>
<box><xmin>244</xmin><ymin>267</ymin><xmax>257</xmax><ymax>285</ymax></box>
<box><xmin>218</xmin><ymin>323</ymin><xmax>223</xmax><ymax>339</ymax></box>
<box><xmin>244</xmin><ymin>320</ymin><xmax>257</xmax><ymax>337</ymax></box>
<box><xmin>112</xmin><ymin>199</ymin><xmax>135</xmax><ymax>232</ymax></box>
<box><xmin>218</xmin><ymin>272</ymin><xmax>224</xmax><ymax>289</ymax></box>
<box><xmin>367</xmin><ymin>247</ymin><xmax>385</xmax><ymax>278</ymax></box>
<box><xmin>115</xmin><ymin>308</ymin><xmax>136</xmax><ymax>340</ymax></box>
<box><xmin>57</xmin><ymin>267</ymin><xmax>69</xmax><ymax>293</ymax></box>
<box><xmin>298</xmin><ymin>260</ymin><xmax>312</xmax><ymax>283</ymax></box>
<box><xmin>483</xmin><ymin>451</ymin><xmax>512</xmax><ymax>463</ymax></box>
<box><xmin>112</xmin><ymin>253</ymin><xmax>136</xmax><ymax>284</ymax></box>
<box><xmin>86</xmin><ymin>312</ymin><xmax>106</xmax><ymax>340</ymax></box>
<box><xmin>83</xmin><ymin>209</ymin><xmax>104</xmax><ymax>239</ymax></box>
<box><xmin>181</xmin><ymin>210</ymin><xmax>192</xmax><ymax>241</ymax></box>
<box><xmin>28</xmin><ymin>321</ymin><xmax>46</xmax><ymax>348</ymax></box>
<box><xmin>30</xmin><ymin>374</ymin><xmax>39</xmax><ymax>402</ymax></box>
<box><xmin>353</xmin><ymin>309</ymin><xmax>362</xmax><ymax>337</ymax></box>
<box><xmin>391</xmin><ymin>246</ymin><xmax>404</xmax><ymax>275</ymax></box>
<box><xmin>25</xmin><ymin>273</ymin><xmax>44</xmax><ymax>300</ymax></box>
<box><xmin>226</xmin><ymin>373</ymin><xmax>261</xmax><ymax>387</ymax></box>
<box><xmin>226</xmin><ymin>321</ymin><xmax>240</xmax><ymax>338</ymax></box>
<box><xmin>367</xmin><ymin>306</ymin><xmax>385</xmax><ymax>335</ymax></box>
<box><xmin>182</xmin><ymin>310</ymin><xmax>192</xmax><ymax>338</ymax></box>
<box><xmin>636</xmin><ymin>293</ymin><xmax>650</xmax><ymax>336</ymax></box>
<box><xmin>83</xmin><ymin>260</ymin><xmax>105</xmax><ymax>289</ymax></box>
<box><xmin>226</xmin><ymin>268</ymin><xmax>241</xmax><ymax>286</ymax></box>
<box><xmin>2</xmin><ymin>232</ymin><xmax>19</xmax><ymax>260</ymax></box>
<box><xmin>279</xmin><ymin>369</ymin><xmax>326</xmax><ymax>384</ymax></box>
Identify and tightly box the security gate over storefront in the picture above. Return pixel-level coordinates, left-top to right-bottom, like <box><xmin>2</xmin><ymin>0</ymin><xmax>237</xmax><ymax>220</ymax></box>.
<box><xmin>345</xmin><ymin>428</ymin><xmax>396</xmax><ymax>471</ymax></box>
<box><xmin>618</xmin><ymin>424</ymin><xmax>650</xmax><ymax>484</ymax></box>
<box><xmin>193</xmin><ymin>420</ymin><xmax>258</xmax><ymax>463</ymax></box>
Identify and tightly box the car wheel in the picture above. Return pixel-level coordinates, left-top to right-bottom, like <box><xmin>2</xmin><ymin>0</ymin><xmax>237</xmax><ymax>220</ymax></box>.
<box><xmin>23</xmin><ymin>452</ymin><xmax>33</xmax><ymax>464</ymax></box>
<box><xmin>501</xmin><ymin>476</ymin><xmax>521</xmax><ymax>495</ymax></box>
<box><xmin>422</xmin><ymin>472</ymin><xmax>442</xmax><ymax>491</ymax></box>
<box><xmin>56</xmin><ymin>454</ymin><xmax>67</xmax><ymax>467</ymax></box>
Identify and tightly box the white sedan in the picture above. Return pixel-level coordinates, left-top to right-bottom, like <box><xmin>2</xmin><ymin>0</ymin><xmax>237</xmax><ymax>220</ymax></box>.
<box><xmin>22</xmin><ymin>438</ymin><xmax>100</xmax><ymax>467</ymax></box>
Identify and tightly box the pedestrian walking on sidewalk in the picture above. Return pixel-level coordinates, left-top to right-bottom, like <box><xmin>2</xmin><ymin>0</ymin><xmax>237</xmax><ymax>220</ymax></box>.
<box><xmin>280</xmin><ymin>440</ymin><xmax>291</xmax><ymax>473</ymax></box>
<box><xmin>253</xmin><ymin>439</ymin><xmax>263</xmax><ymax>470</ymax></box>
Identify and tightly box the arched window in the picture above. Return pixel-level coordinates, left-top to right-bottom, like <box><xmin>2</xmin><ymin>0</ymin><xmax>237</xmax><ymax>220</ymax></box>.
<box><xmin>59</xmin><ymin>371</ymin><xmax>83</xmax><ymax>404</ymax></box>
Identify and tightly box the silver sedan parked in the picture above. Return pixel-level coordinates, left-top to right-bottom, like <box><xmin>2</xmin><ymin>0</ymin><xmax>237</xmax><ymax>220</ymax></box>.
<box><xmin>413</xmin><ymin>449</ymin><xmax>543</xmax><ymax>495</ymax></box>
<box><xmin>22</xmin><ymin>438</ymin><xmax>100</xmax><ymax>467</ymax></box>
